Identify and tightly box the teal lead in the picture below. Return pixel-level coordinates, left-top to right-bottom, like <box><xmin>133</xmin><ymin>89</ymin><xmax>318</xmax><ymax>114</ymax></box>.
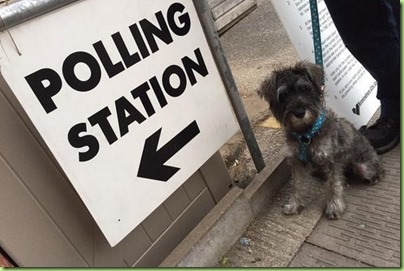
<box><xmin>291</xmin><ymin>109</ymin><xmax>326</xmax><ymax>163</ymax></box>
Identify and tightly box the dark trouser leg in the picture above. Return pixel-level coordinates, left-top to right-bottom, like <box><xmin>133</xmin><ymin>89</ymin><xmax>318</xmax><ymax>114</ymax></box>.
<box><xmin>324</xmin><ymin>0</ymin><xmax>400</xmax><ymax>120</ymax></box>
<box><xmin>324</xmin><ymin>0</ymin><xmax>400</xmax><ymax>153</ymax></box>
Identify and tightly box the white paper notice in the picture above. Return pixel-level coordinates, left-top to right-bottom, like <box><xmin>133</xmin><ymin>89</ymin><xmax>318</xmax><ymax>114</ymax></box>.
<box><xmin>271</xmin><ymin>0</ymin><xmax>379</xmax><ymax>127</ymax></box>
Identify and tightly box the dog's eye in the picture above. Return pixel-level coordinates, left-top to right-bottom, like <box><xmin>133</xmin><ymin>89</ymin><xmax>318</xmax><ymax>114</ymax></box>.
<box><xmin>296</xmin><ymin>79</ymin><xmax>313</xmax><ymax>93</ymax></box>
<box><xmin>277</xmin><ymin>85</ymin><xmax>287</xmax><ymax>103</ymax></box>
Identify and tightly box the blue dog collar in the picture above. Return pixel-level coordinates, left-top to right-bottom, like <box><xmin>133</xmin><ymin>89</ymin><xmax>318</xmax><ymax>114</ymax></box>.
<box><xmin>291</xmin><ymin>109</ymin><xmax>326</xmax><ymax>162</ymax></box>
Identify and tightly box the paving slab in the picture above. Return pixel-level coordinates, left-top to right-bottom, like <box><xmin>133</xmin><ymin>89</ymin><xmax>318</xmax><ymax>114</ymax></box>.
<box><xmin>219</xmin><ymin>176</ymin><xmax>325</xmax><ymax>267</ymax></box>
<box><xmin>289</xmin><ymin>243</ymin><xmax>371</xmax><ymax>267</ymax></box>
<box><xmin>307</xmin><ymin>144</ymin><xmax>401</xmax><ymax>267</ymax></box>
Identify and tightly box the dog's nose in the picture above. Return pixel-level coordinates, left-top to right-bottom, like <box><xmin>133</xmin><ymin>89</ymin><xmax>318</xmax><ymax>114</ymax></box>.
<box><xmin>293</xmin><ymin>108</ymin><xmax>306</xmax><ymax>118</ymax></box>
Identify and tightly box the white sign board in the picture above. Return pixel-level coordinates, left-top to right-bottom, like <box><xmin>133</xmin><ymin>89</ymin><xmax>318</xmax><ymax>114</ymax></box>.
<box><xmin>271</xmin><ymin>0</ymin><xmax>379</xmax><ymax>127</ymax></box>
<box><xmin>0</xmin><ymin>0</ymin><xmax>238</xmax><ymax>246</ymax></box>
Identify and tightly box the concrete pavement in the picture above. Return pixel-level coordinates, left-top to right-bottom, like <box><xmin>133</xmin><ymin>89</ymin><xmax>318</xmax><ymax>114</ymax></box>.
<box><xmin>219</xmin><ymin>0</ymin><xmax>298</xmax><ymax>188</ymax></box>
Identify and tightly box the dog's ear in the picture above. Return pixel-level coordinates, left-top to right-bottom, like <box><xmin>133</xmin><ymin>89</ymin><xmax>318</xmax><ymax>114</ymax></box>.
<box><xmin>257</xmin><ymin>73</ymin><xmax>277</xmax><ymax>106</ymax></box>
<box><xmin>298</xmin><ymin>61</ymin><xmax>324</xmax><ymax>89</ymax></box>
<box><xmin>257</xmin><ymin>73</ymin><xmax>284</xmax><ymax>120</ymax></box>
<box><xmin>257</xmin><ymin>77</ymin><xmax>269</xmax><ymax>101</ymax></box>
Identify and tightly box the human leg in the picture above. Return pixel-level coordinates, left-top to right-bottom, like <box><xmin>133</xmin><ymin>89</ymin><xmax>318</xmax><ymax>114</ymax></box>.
<box><xmin>324</xmin><ymin>0</ymin><xmax>400</xmax><ymax>153</ymax></box>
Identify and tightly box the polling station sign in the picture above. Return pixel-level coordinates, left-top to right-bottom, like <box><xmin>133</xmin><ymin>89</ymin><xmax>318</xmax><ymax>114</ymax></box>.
<box><xmin>0</xmin><ymin>0</ymin><xmax>238</xmax><ymax>246</ymax></box>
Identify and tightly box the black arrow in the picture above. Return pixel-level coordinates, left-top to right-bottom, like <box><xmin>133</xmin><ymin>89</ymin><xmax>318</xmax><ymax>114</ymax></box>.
<box><xmin>137</xmin><ymin>120</ymin><xmax>200</xmax><ymax>182</ymax></box>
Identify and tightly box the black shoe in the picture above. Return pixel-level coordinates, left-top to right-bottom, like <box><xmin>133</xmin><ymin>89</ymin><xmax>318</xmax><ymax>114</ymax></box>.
<box><xmin>360</xmin><ymin>118</ymin><xmax>400</xmax><ymax>154</ymax></box>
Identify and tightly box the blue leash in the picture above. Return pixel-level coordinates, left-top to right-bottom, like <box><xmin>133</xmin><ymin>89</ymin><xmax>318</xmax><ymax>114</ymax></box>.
<box><xmin>309</xmin><ymin>0</ymin><xmax>323</xmax><ymax>67</ymax></box>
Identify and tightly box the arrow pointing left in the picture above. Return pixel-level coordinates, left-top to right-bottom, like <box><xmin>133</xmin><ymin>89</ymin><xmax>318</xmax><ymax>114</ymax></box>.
<box><xmin>137</xmin><ymin>121</ymin><xmax>200</xmax><ymax>182</ymax></box>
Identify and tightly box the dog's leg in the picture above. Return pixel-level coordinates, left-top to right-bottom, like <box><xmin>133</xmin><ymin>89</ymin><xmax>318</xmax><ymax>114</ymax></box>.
<box><xmin>283</xmin><ymin>165</ymin><xmax>305</xmax><ymax>215</ymax></box>
<box><xmin>324</xmin><ymin>168</ymin><xmax>346</xmax><ymax>219</ymax></box>
<box><xmin>354</xmin><ymin>151</ymin><xmax>384</xmax><ymax>185</ymax></box>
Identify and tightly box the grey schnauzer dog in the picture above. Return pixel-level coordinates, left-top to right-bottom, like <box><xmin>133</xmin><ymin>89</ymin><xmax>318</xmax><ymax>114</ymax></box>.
<box><xmin>258</xmin><ymin>61</ymin><xmax>383</xmax><ymax>219</ymax></box>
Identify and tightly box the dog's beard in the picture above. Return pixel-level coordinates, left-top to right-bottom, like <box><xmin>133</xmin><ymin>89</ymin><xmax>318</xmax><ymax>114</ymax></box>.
<box><xmin>284</xmin><ymin>109</ymin><xmax>316</xmax><ymax>133</ymax></box>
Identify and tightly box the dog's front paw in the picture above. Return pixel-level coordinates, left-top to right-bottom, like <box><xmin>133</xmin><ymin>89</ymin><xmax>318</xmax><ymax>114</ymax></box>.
<box><xmin>367</xmin><ymin>172</ymin><xmax>383</xmax><ymax>186</ymax></box>
<box><xmin>283</xmin><ymin>201</ymin><xmax>303</xmax><ymax>215</ymax></box>
<box><xmin>325</xmin><ymin>198</ymin><xmax>345</xmax><ymax>220</ymax></box>
<box><xmin>367</xmin><ymin>177</ymin><xmax>379</xmax><ymax>186</ymax></box>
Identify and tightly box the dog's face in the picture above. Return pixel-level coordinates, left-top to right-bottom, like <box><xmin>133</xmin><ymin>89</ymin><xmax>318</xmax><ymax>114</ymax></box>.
<box><xmin>258</xmin><ymin>61</ymin><xmax>325</xmax><ymax>133</ymax></box>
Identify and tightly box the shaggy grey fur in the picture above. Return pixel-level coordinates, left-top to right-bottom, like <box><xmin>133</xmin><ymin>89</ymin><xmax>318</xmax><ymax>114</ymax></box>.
<box><xmin>258</xmin><ymin>61</ymin><xmax>384</xmax><ymax>219</ymax></box>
